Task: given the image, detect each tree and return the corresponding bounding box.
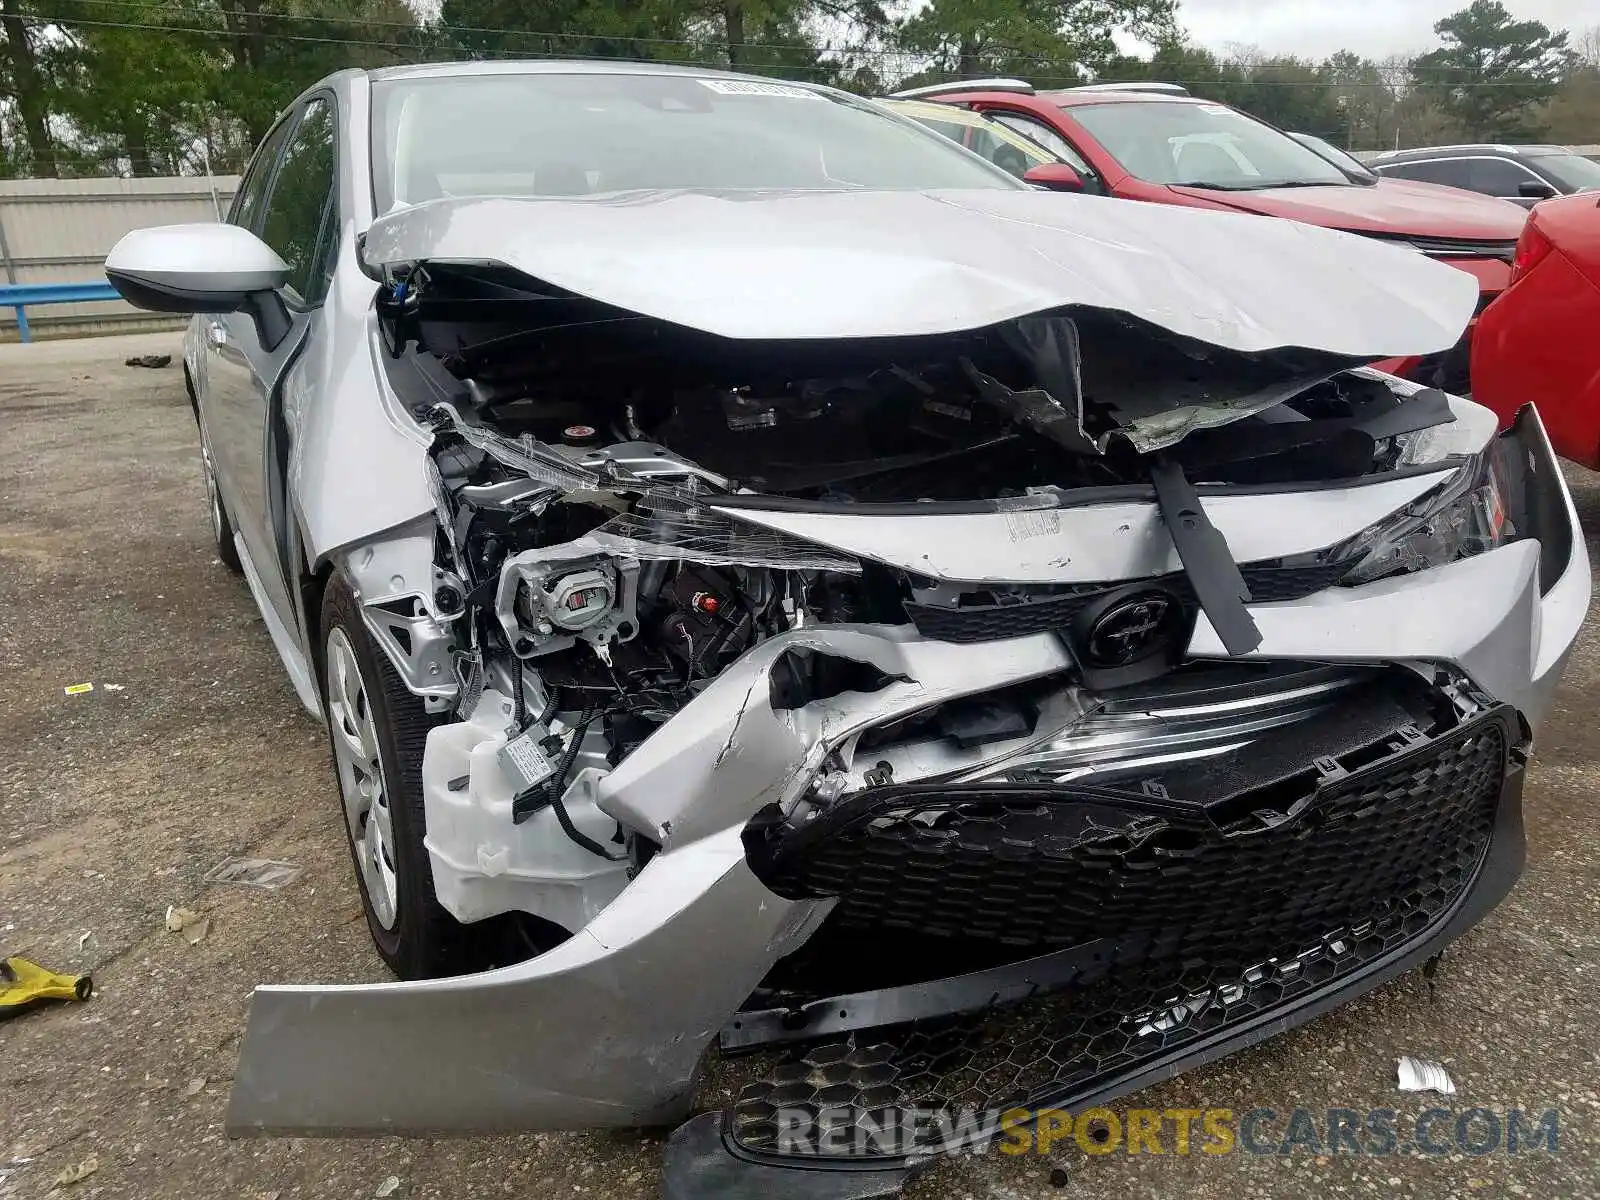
[1229,54,1346,138]
[1410,0,1572,141]
[1099,41,1347,138]
[1318,50,1394,150]
[1099,38,1238,92]
[897,0,1178,85]
[1541,62,1600,144]
[440,0,681,62]
[0,0,60,176]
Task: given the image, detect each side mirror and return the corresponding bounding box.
[1022,162,1087,193]
[106,224,293,349]
[1517,179,1558,200]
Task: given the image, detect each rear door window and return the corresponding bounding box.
[1377,159,1475,189]
[1465,157,1543,196]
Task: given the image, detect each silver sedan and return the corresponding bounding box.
[106,59,1587,1199]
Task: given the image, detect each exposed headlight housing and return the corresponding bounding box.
[1340,452,1516,586]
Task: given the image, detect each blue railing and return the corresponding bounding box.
[0,280,121,343]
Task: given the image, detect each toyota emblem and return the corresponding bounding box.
[1084,592,1181,668]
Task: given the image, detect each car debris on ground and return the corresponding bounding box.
[164,906,210,945]
[1397,1055,1458,1095]
[203,857,303,890]
[52,1156,99,1187]
[0,956,93,1019]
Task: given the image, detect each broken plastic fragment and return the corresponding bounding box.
[375,1175,402,1197]
[63,683,93,696]
[962,359,1095,456]
[1396,1055,1456,1095]
[203,856,303,890]
[165,905,210,943]
[0,1159,32,1188]
[53,1157,99,1187]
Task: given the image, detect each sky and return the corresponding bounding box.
[1177,0,1597,60]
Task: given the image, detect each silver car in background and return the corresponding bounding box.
[106,60,1587,1200]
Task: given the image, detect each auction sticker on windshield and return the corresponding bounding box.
[698,79,821,99]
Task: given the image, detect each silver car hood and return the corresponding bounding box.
[361,188,1479,354]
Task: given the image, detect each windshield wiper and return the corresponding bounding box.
[1177,179,1347,192]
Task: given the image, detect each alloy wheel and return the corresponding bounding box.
[325,627,399,929]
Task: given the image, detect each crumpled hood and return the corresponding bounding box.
[362,188,1479,356]
[1168,179,1528,241]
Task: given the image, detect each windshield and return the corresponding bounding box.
[1527,151,1600,192]
[1068,101,1351,190]
[1292,132,1377,181]
[371,72,1019,210]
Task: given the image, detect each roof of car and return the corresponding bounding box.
[365,59,828,87]
[1043,89,1207,107]
[1368,144,1570,164]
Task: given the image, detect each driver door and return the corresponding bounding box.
[202,96,339,639]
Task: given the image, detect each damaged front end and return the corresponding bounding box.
[228,208,1586,1199]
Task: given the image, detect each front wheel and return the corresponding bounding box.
[320,572,472,978]
[197,410,242,574]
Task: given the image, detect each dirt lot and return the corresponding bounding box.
[2,332,1598,1200]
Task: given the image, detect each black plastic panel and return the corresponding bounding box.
[904,558,1353,645]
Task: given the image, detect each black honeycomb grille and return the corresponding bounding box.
[759,717,1505,953]
[905,559,1353,644]
[731,717,1508,1160]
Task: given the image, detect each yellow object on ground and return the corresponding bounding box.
[0,956,93,1019]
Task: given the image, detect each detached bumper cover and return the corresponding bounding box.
[674,754,1528,1194]
[225,407,1586,1173]
[728,702,1520,1160]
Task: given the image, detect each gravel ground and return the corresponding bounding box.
[2,332,1597,1200]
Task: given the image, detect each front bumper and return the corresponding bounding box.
[225,409,1588,1186]
[665,741,1530,1198]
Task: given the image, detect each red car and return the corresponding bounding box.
[900,80,1528,391]
[1472,193,1600,466]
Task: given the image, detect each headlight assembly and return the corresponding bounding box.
[1340,453,1516,586]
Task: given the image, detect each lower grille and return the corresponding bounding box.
[732,710,1511,1159]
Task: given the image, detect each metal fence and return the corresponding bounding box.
[0,175,240,341]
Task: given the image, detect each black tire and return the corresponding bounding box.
[319,571,475,979]
[191,374,243,575]
[207,472,244,575]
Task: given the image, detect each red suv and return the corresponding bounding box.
[900,81,1528,391]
